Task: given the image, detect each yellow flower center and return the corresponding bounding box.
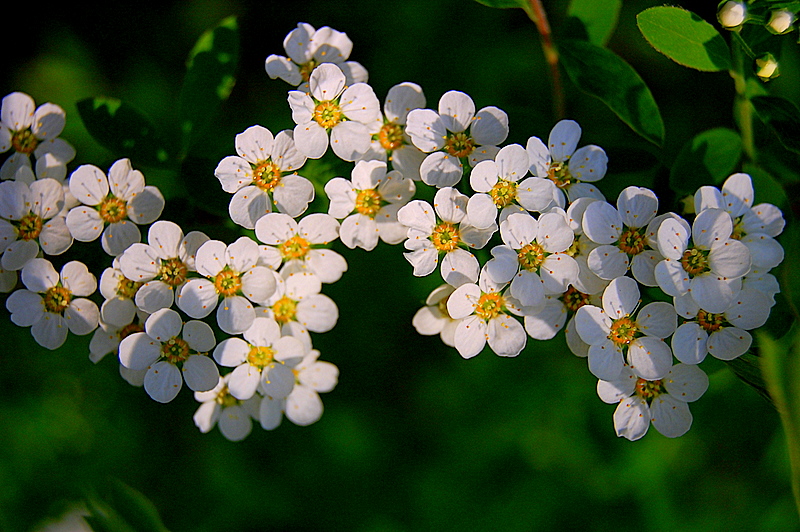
[17,213,43,241]
[517,242,546,271]
[355,188,384,218]
[731,217,745,240]
[490,179,517,208]
[379,122,405,151]
[697,310,726,332]
[561,286,590,313]
[11,129,38,154]
[247,345,276,369]
[216,384,240,407]
[547,161,572,189]
[158,258,189,287]
[272,296,298,324]
[213,267,242,297]
[680,248,710,277]
[314,100,343,129]
[430,222,461,252]
[116,276,142,299]
[635,378,666,402]
[252,160,282,192]
[474,292,505,321]
[609,316,638,346]
[444,132,475,158]
[43,285,72,314]
[161,337,191,364]
[618,227,647,256]
[279,235,311,260]
[299,60,318,83]
[98,196,128,224]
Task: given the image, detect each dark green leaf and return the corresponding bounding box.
[178,16,240,154]
[670,127,742,195]
[567,0,622,46]
[724,353,775,407]
[751,95,800,154]
[84,478,170,532]
[637,6,732,72]
[473,0,529,9]
[558,39,665,146]
[76,97,171,166]
[742,163,790,209]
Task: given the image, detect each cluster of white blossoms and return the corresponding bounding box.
[0,21,786,442]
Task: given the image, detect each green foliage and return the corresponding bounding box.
[637,6,732,72]
[567,0,622,46]
[472,0,529,9]
[751,95,800,154]
[558,39,665,146]
[84,478,170,532]
[669,128,742,196]
[76,97,171,167]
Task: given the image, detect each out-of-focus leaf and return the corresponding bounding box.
[76,97,171,167]
[178,16,239,154]
[742,163,790,209]
[473,0,529,9]
[724,353,774,407]
[670,127,742,195]
[751,95,800,155]
[84,478,170,532]
[567,0,622,46]
[637,6,732,72]
[559,39,664,146]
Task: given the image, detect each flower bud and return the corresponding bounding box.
[767,10,796,35]
[755,54,780,81]
[718,1,747,29]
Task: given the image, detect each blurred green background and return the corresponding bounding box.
[2,0,799,530]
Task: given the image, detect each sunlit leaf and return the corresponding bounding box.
[670,127,742,195]
[559,39,664,146]
[637,6,731,72]
[76,97,171,167]
[751,95,800,155]
[567,0,622,46]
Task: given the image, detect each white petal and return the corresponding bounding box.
[454,315,487,359]
[613,396,650,441]
[627,336,673,380]
[650,395,692,438]
[144,361,183,403]
[285,385,323,426]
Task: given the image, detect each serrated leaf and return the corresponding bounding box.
[178,16,240,154]
[751,95,800,154]
[670,127,742,195]
[637,6,731,72]
[567,0,622,46]
[558,39,664,146]
[76,97,171,167]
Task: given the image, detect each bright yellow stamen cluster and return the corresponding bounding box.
[314,100,343,129]
[680,248,710,277]
[635,378,666,402]
[379,122,405,151]
[490,179,517,208]
[354,189,383,218]
[547,161,572,189]
[216,384,239,407]
[609,316,638,346]
[272,296,298,324]
[11,129,38,154]
[161,337,190,364]
[430,222,461,252]
[562,286,590,313]
[158,258,189,287]
[98,196,128,224]
[17,213,43,241]
[444,132,475,158]
[252,160,282,192]
[279,235,311,260]
[247,345,276,369]
[474,292,505,321]
[213,267,242,297]
[117,277,142,299]
[517,242,546,272]
[43,285,72,314]
[697,310,725,332]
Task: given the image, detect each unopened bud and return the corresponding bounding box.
[755,54,780,81]
[718,1,747,29]
[767,10,796,35]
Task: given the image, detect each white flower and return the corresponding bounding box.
[412,284,461,347]
[262,271,339,338]
[194,374,261,441]
[283,349,339,427]
[89,313,149,386]
[655,208,751,313]
[255,212,347,283]
[177,237,277,334]
[324,159,416,250]
[118,307,219,403]
[0,92,76,181]
[397,187,495,287]
[6,258,99,349]
[405,90,508,187]
[447,267,527,358]
[213,316,305,400]
[65,159,165,256]
[525,119,607,206]
[265,23,368,91]
[718,1,747,29]
[523,286,598,346]
[98,258,143,328]
[0,178,71,270]
[485,211,578,308]
[288,63,381,161]
[575,276,676,381]
[671,288,771,364]
[598,363,708,441]
[583,186,661,285]
[767,9,795,34]
[214,126,313,229]
[118,220,209,314]
[357,82,427,181]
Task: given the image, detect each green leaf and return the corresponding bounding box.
[84,478,170,532]
[558,39,665,146]
[751,95,800,155]
[473,0,528,9]
[670,127,742,195]
[742,163,790,209]
[76,97,171,166]
[724,353,774,407]
[567,0,622,46]
[637,6,732,72]
[178,16,240,154]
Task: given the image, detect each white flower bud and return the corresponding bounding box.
[755,54,780,81]
[767,10,795,35]
[718,1,747,29]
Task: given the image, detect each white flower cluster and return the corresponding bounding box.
[0,21,786,443]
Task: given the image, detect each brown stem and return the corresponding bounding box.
[528,0,565,120]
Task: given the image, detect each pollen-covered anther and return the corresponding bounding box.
[98,196,128,224]
[161,337,191,364]
[355,188,384,218]
[17,213,43,241]
[158,258,189,287]
[430,222,461,252]
[490,179,517,208]
[609,316,638,345]
[517,242,546,271]
[547,161,572,188]
[635,378,666,402]
[43,285,72,314]
[697,309,726,332]
[213,267,242,297]
[253,160,282,192]
[117,276,142,298]
[561,285,591,312]
[314,100,343,129]
[474,292,505,321]
[279,235,311,260]
[379,122,405,151]
[11,128,38,154]
[272,296,298,324]
[444,132,475,158]
[618,227,647,255]
[680,247,710,276]
[247,345,276,369]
